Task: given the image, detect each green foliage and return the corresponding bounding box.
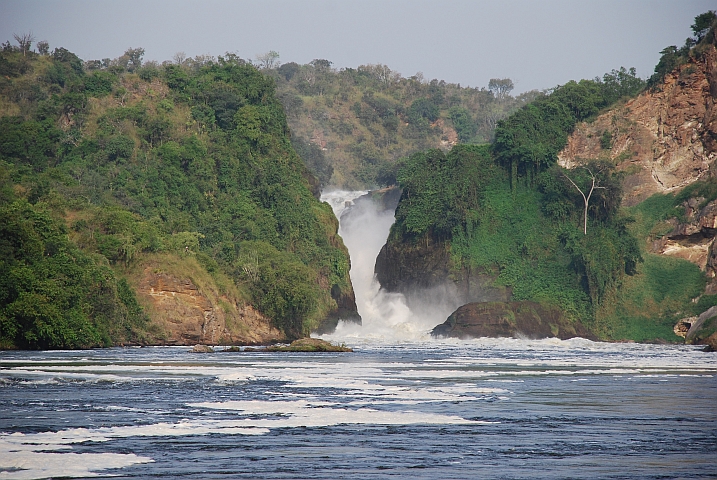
[394,145,497,240]
[448,107,477,143]
[240,241,323,338]
[0,46,355,345]
[692,11,717,40]
[494,73,645,187]
[598,254,705,342]
[0,117,62,170]
[84,71,117,97]
[267,61,533,188]
[649,11,716,87]
[600,67,645,104]
[0,199,147,349]
[391,143,647,336]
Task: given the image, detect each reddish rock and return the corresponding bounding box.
[558,45,717,206]
[135,264,287,346]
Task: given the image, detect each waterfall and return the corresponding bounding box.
[320,190,445,342]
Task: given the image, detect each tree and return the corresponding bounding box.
[173,51,187,65]
[600,67,645,104]
[278,62,299,81]
[362,64,400,88]
[310,59,332,71]
[124,47,144,72]
[13,32,35,57]
[563,167,606,235]
[692,11,716,40]
[488,78,514,102]
[256,50,280,69]
[36,40,49,55]
[448,106,476,143]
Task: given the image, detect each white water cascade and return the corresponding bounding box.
[320,190,452,342]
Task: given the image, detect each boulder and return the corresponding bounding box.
[432,301,594,340]
[685,306,717,351]
[191,344,214,353]
[267,338,352,352]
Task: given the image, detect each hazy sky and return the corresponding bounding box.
[1,0,713,92]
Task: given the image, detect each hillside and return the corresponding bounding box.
[378,12,717,346]
[261,60,537,188]
[0,45,358,349]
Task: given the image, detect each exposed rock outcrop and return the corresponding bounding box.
[432,301,595,340]
[682,306,717,351]
[341,186,402,222]
[266,338,352,352]
[375,236,510,309]
[558,45,717,206]
[192,344,215,353]
[649,198,717,292]
[133,259,286,346]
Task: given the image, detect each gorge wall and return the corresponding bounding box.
[558,45,717,206]
[374,40,717,343]
[559,43,717,294]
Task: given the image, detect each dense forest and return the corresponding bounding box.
[0,40,356,348]
[381,12,717,342]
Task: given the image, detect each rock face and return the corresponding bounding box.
[375,236,510,308]
[135,263,286,346]
[648,198,717,292]
[683,306,717,351]
[432,301,595,340]
[558,45,717,206]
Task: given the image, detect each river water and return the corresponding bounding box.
[1,192,716,479]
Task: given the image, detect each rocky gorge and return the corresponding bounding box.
[373,34,717,349]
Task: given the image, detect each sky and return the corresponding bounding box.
[1,0,713,93]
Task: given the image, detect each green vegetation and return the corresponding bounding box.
[391,146,638,332]
[0,190,149,349]
[493,68,645,188]
[386,12,717,342]
[261,59,538,188]
[0,41,354,348]
[391,142,708,341]
[265,338,352,352]
[648,10,716,87]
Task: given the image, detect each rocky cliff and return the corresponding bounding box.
[128,255,286,345]
[558,45,717,206]
[559,43,717,299]
[375,38,717,343]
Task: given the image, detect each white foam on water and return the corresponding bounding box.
[0,450,153,480]
[189,399,492,427]
[2,341,714,479]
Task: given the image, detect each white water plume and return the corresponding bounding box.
[320,190,456,342]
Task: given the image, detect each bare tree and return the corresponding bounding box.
[563,167,606,235]
[13,32,35,56]
[255,50,280,69]
[173,51,187,65]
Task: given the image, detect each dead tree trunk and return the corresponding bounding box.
[563,168,605,235]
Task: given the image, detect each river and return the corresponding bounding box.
[0,191,715,479]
